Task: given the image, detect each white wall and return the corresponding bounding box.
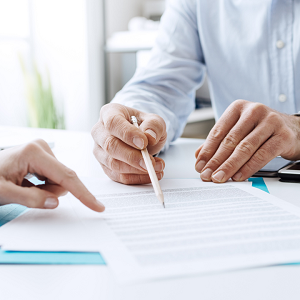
[0,0,30,127]
[32,0,105,131]
[0,0,105,131]
[106,0,144,37]
[105,0,145,101]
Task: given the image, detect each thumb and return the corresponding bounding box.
[0,180,59,209]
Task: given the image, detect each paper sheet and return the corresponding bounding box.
[3,178,300,283]
[0,179,250,251]
[71,179,300,283]
[0,195,100,252]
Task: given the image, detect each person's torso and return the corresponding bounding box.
[195,0,300,119]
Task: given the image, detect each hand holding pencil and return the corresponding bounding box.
[92,103,167,185]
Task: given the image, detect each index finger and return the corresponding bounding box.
[196,101,243,171]
[99,104,149,150]
[29,152,105,212]
[139,113,167,155]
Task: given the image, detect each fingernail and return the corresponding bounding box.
[233,172,242,181]
[133,137,144,149]
[155,162,163,172]
[196,160,206,172]
[139,159,147,171]
[44,198,58,209]
[145,129,156,140]
[201,168,213,181]
[212,171,226,183]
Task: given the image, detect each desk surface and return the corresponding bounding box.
[1,126,300,300]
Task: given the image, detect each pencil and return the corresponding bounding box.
[131,116,165,208]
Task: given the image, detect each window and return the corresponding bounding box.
[0,0,32,126]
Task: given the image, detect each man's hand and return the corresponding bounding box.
[91,103,167,185]
[195,100,300,183]
[0,139,105,211]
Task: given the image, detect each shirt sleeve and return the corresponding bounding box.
[111,0,206,151]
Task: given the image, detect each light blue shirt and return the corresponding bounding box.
[112,0,300,150]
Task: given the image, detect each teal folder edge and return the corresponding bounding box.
[0,250,105,265]
[248,177,270,194]
[0,204,105,265]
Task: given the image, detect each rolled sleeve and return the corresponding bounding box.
[112,0,206,151]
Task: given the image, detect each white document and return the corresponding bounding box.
[2,178,300,284]
[71,178,300,283]
[0,178,249,252]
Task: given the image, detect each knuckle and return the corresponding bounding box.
[253,148,269,164]
[232,99,247,109]
[125,150,139,165]
[120,126,134,143]
[21,142,40,157]
[100,103,110,117]
[64,168,78,180]
[237,140,254,156]
[33,139,48,148]
[223,159,236,171]
[119,174,145,185]
[108,157,121,172]
[148,114,166,131]
[103,136,119,154]
[104,114,119,132]
[266,112,281,125]
[222,134,239,149]
[209,127,224,141]
[119,174,132,185]
[198,148,214,161]
[248,102,267,117]
[208,156,223,167]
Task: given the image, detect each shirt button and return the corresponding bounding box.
[279,94,287,102]
[276,40,285,49]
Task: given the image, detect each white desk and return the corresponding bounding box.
[1,126,300,300]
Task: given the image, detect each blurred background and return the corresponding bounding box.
[0,0,214,138]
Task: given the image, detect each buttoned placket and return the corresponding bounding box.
[269,0,295,114]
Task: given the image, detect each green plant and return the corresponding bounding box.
[19,57,65,129]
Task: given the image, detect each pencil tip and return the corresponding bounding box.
[158,193,165,208]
